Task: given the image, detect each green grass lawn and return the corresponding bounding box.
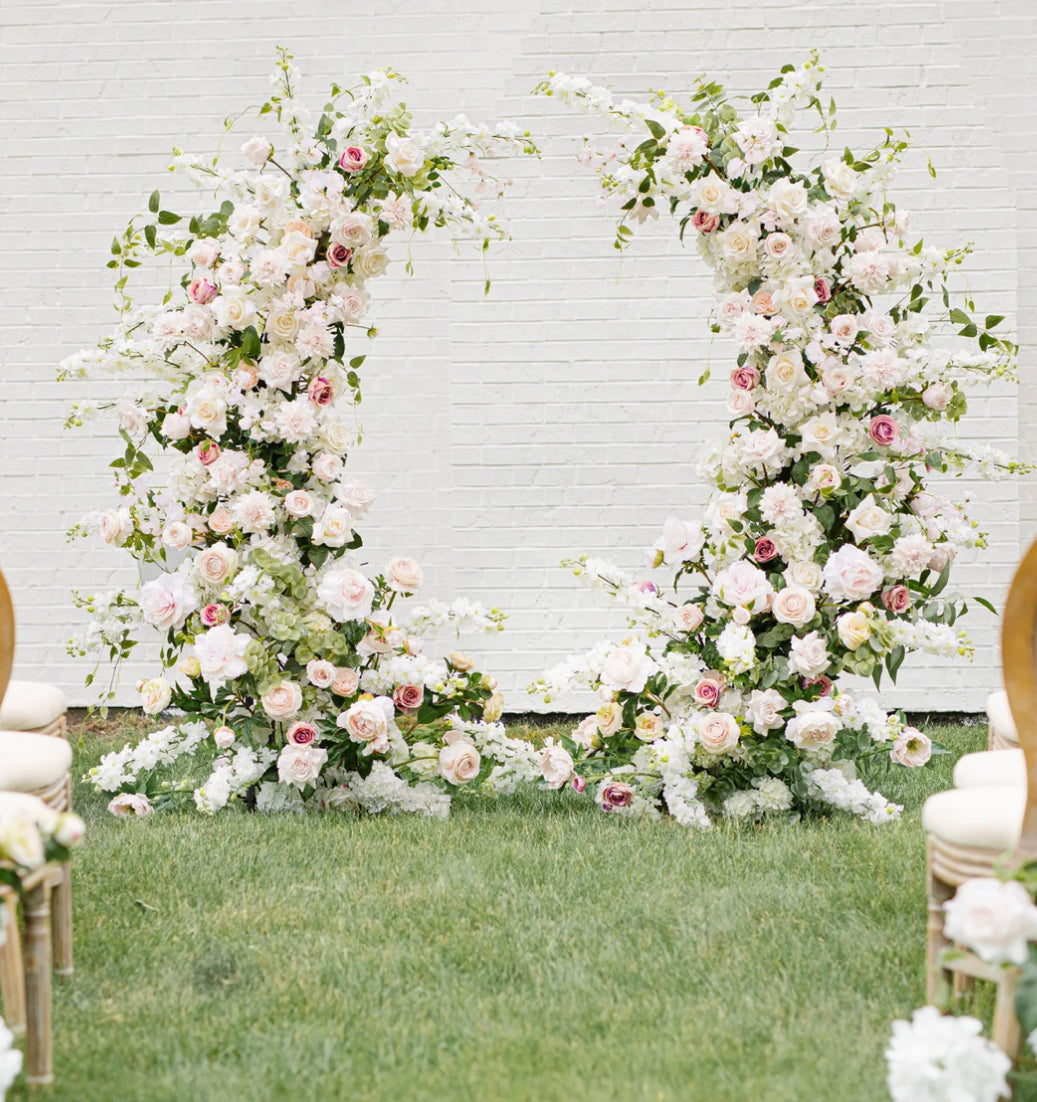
[11,718,990,1102]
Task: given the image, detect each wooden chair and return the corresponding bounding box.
[922,536,1037,1059]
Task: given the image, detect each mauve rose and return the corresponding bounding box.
[326,243,353,269]
[869,415,900,447]
[286,721,318,747]
[692,678,723,708]
[308,377,334,406]
[572,775,587,794]
[188,277,217,304]
[692,209,720,233]
[201,603,230,627]
[754,537,778,563]
[600,782,635,810]
[393,684,424,711]
[802,675,834,697]
[331,668,360,696]
[197,441,220,466]
[731,366,760,392]
[814,277,831,304]
[882,585,911,613]
[338,146,368,172]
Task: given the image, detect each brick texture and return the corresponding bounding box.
[0,0,1032,712]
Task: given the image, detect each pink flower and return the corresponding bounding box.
[600,782,635,810]
[754,537,778,564]
[200,603,230,627]
[697,712,741,753]
[891,727,932,767]
[692,209,720,233]
[188,277,217,304]
[108,793,154,819]
[286,721,318,747]
[277,743,328,787]
[673,604,704,633]
[730,366,760,392]
[197,441,220,466]
[261,681,303,720]
[539,745,575,789]
[331,668,360,696]
[869,415,900,447]
[393,684,424,711]
[692,677,724,709]
[801,675,833,697]
[813,277,831,304]
[572,775,587,794]
[338,146,368,173]
[882,585,911,614]
[326,243,353,269]
[307,377,334,406]
[635,580,658,595]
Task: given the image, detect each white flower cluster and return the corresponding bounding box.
[806,768,902,824]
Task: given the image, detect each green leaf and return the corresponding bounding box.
[929,557,952,598]
[645,119,667,141]
[974,596,998,615]
[985,315,1005,330]
[111,237,122,256]
[148,190,160,214]
[1017,950,1037,1034]
[144,224,157,249]
[157,210,181,225]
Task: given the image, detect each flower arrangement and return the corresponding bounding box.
[885,863,1037,1101]
[65,50,542,817]
[531,54,1023,824]
[0,794,84,897]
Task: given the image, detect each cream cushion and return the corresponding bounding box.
[954,748,1026,788]
[0,682,65,733]
[0,732,72,792]
[988,689,1018,745]
[923,785,1027,851]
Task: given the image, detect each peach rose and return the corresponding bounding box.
[195,543,238,587]
[696,712,741,753]
[540,745,575,789]
[439,740,481,785]
[331,668,360,696]
[771,586,816,627]
[208,508,234,535]
[387,556,423,593]
[261,681,303,720]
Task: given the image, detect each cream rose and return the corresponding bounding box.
[634,713,664,741]
[384,133,425,177]
[387,556,423,593]
[283,490,314,518]
[765,350,807,392]
[696,712,741,754]
[137,676,172,716]
[836,611,872,651]
[771,586,816,627]
[439,739,481,785]
[261,681,303,720]
[539,745,575,789]
[195,542,238,587]
[312,503,353,548]
[277,744,328,788]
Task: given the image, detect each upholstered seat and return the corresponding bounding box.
[988,688,1018,749]
[953,747,1025,788]
[923,785,1026,851]
[0,681,66,737]
[0,732,72,795]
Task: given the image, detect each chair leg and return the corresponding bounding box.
[22,883,52,1086]
[993,968,1023,1062]
[0,901,25,1035]
[927,849,954,1003]
[51,864,72,976]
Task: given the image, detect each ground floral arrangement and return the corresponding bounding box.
[886,865,1037,1102]
[530,54,1023,826]
[64,51,545,818]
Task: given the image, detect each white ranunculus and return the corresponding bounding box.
[944,878,1037,966]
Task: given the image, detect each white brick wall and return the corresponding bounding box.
[0,0,1032,712]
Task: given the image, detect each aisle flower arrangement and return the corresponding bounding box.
[531,54,1023,824]
[64,51,542,817]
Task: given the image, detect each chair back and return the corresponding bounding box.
[0,568,12,710]
[1003,536,1037,855]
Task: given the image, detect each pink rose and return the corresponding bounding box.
[326,243,353,269]
[754,537,778,564]
[393,684,424,711]
[891,727,932,767]
[312,453,344,483]
[283,490,314,518]
[108,793,154,818]
[286,721,318,747]
[692,677,723,709]
[187,277,217,305]
[338,146,368,173]
[277,743,328,787]
[771,585,816,627]
[868,415,900,447]
[814,277,831,304]
[572,775,587,794]
[439,740,481,785]
[600,782,635,811]
[213,725,236,749]
[197,441,220,467]
[923,383,953,411]
[338,698,391,746]
[882,585,911,614]
[188,238,220,268]
[331,668,360,696]
[692,209,720,233]
[731,366,760,392]
[307,377,334,406]
[697,712,741,753]
[752,290,776,316]
[201,603,230,628]
[539,745,575,789]
[673,604,704,633]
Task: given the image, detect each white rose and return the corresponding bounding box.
[829,314,859,346]
[283,490,315,518]
[387,556,423,593]
[785,706,840,749]
[712,560,773,612]
[599,644,655,694]
[212,286,257,331]
[788,631,830,677]
[241,135,272,165]
[277,744,328,788]
[99,508,133,546]
[184,387,228,437]
[822,157,857,200]
[330,213,374,248]
[768,178,809,222]
[312,503,353,548]
[312,453,344,482]
[336,482,376,517]
[188,238,220,268]
[281,231,317,268]
[161,412,192,440]
[787,560,823,593]
[836,611,872,651]
[439,740,481,785]
[140,573,199,631]
[747,689,786,734]
[718,221,758,266]
[195,543,238,587]
[539,745,575,789]
[845,496,892,544]
[265,308,300,343]
[319,420,352,455]
[137,676,172,715]
[194,624,251,688]
[765,350,807,393]
[823,545,884,602]
[317,567,374,622]
[944,879,1037,966]
[228,205,262,240]
[651,516,704,566]
[213,725,236,750]
[162,521,193,550]
[696,712,741,754]
[384,133,425,177]
[353,248,389,279]
[306,659,337,689]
